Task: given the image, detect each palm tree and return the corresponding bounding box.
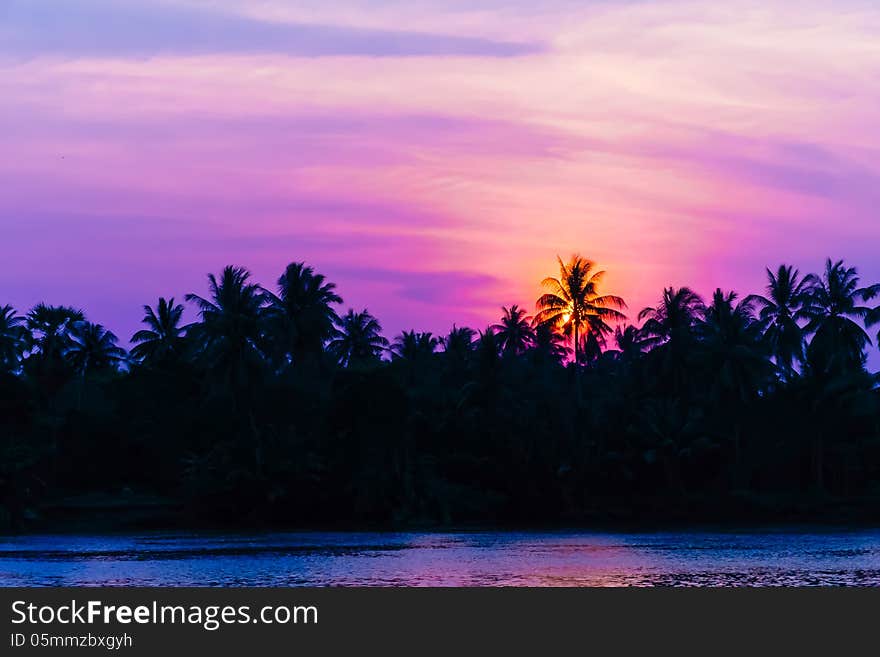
[859,281,880,349]
[390,330,438,361]
[475,326,501,378]
[795,260,877,490]
[607,324,649,364]
[185,266,268,390]
[801,259,875,375]
[441,325,476,360]
[746,265,813,379]
[26,303,85,366]
[65,320,126,409]
[638,287,705,391]
[638,287,705,349]
[535,255,627,364]
[530,323,570,365]
[493,305,534,357]
[699,289,770,400]
[868,306,880,347]
[66,321,126,376]
[327,309,388,368]
[0,305,28,372]
[578,330,605,366]
[130,297,188,365]
[265,262,342,368]
[698,289,773,488]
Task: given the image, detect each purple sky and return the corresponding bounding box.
[2,0,880,358]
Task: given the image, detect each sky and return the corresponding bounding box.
[2,0,880,350]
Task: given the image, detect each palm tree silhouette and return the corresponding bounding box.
[699,289,769,400]
[328,308,388,368]
[26,303,85,366]
[475,326,501,377]
[390,330,438,361]
[867,302,880,347]
[801,259,874,374]
[607,324,649,364]
[493,305,534,357]
[638,287,705,391]
[536,255,626,364]
[746,265,813,379]
[265,262,342,369]
[857,276,880,355]
[698,289,770,485]
[66,321,126,408]
[185,266,268,390]
[130,297,188,365]
[638,287,705,349]
[0,305,28,372]
[67,321,126,376]
[530,323,570,365]
[578,330,605,366]
[441,325,476,360]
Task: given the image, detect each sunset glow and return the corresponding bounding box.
[3,0,880,344]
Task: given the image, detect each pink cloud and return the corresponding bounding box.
[2,0,880,365]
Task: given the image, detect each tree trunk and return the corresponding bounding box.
[573,321,583,403]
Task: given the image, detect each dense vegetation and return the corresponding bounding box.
[2,255,880,531]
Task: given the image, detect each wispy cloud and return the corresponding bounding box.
[1,0,542,58]
[3,0,880,357]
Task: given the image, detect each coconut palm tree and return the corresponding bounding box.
[0,305,28,372]
[327,308,388,368]
[606,324,649,364]
[66,321,126,376]
[26,304,85,366]
[529,323,570,365]
[441,325,476,360]
[475,326,501,379]
[578,330,605,366]
[390,330,438,361]
[493,305,534,357]
[638,287,705,349]
[868,307,880,347]
[264,262,342,368]
[746,265,813,379]
[130,297,188,365]
[65,321,126,409]
[698,289,769,402]
[185,266,268,389]
[861,283,880,347]
[794,260,877,490]
[638,287,705,391]
[801,259,875,375]
[535,255,627,364]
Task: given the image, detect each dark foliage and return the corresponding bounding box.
[2,256,880,531]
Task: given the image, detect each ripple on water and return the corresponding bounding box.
[2,530,880,586]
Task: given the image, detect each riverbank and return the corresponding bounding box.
[4,488,880,535]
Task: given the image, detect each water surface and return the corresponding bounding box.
[2,529,879,586]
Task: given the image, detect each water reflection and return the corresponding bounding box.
[1,529,879,586]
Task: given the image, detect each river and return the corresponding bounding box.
[2,529,879,586]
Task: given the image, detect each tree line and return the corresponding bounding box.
[2,255,880,530]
